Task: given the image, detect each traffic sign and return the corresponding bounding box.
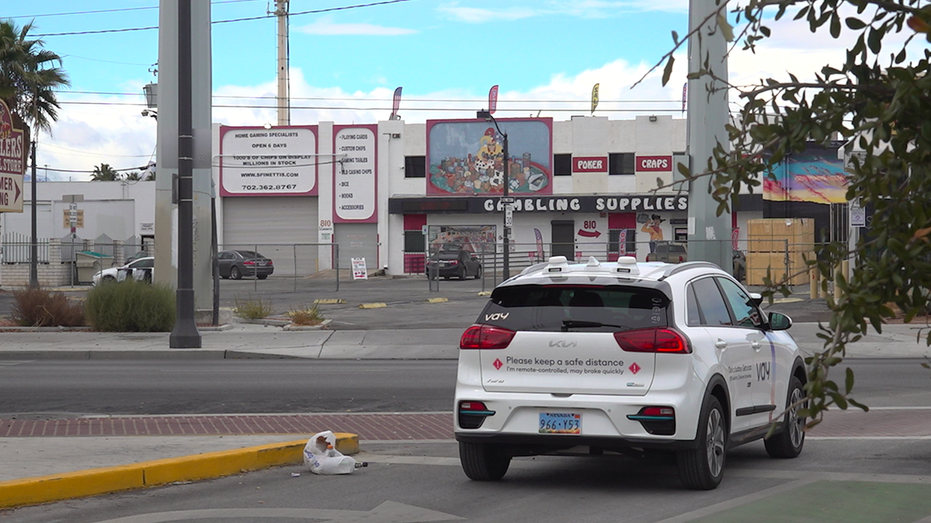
[0,173,23,213]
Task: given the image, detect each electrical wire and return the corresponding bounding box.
[33,0,417,37]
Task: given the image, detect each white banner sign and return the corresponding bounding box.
[219,126,317,196]
[334,126,376,222]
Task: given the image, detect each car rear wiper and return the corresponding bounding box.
[561,320,629,332]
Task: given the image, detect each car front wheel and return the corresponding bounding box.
[764,376,806,459]
[677,395,726,490]
[459,441,510,481]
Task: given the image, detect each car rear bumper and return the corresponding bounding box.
[454,431,699,452]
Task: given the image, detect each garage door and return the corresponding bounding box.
[221,196,319,276]
[334,223,378,273]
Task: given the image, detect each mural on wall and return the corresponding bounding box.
[763,145,848,204]
[426,118,553,196]
[427,225,497,254]
[638,213,665,252]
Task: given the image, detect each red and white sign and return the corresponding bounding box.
[219,125,318,197]
[0,99,24,213]
[333,125,377,223]
[636,155,672,172]
[572,156,607,173]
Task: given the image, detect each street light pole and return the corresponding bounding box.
[477,111,510,280]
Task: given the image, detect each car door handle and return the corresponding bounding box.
[715,339,727,349]
[750,340,762,350]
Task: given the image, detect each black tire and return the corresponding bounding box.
[677,395,726,490]
[102,275,116,284]
[459,441,510,481]
[230,266,241,280]
[257,274,268,280]
[458,267,467,280]
[474,266,482,280]
[764,376,806,459]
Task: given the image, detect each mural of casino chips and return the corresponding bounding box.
[426,118,553,196]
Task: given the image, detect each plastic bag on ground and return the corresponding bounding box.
[303,430,357,475]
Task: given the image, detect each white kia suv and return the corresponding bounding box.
[454,256,806,490]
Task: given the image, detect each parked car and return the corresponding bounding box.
[217,250,274,280]
[454,255,805,489]
[646,242,688,263]
[425,249,482,280]
[92,256,155,286]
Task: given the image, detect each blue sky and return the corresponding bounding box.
[5,0,860,180]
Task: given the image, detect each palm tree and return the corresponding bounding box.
[0,20,69,146]
[91,163,120,181]
[124,170,143,181]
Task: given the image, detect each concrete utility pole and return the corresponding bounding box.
[686,0,732,272]
[275,0,290,126]
[156,0,213,346]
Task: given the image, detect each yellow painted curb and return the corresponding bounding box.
[313,298,345,304]
[0,433,359,509]
[426,297,448,303]
[772,297,804,304]
[358,303,387,309]
[477,291,491,296]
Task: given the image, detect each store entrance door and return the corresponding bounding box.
[551,220,575,260]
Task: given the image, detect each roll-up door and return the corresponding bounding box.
[334,223,378,272]
[221,196,318,277]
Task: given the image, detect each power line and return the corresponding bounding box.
[10,1,261,20]
[34,0,416,37]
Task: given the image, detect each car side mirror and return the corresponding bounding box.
[768,311,792,331]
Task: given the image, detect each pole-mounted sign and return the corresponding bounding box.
[0,98,25,213]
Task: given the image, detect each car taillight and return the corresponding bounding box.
[460,324,515,350]
[458,401,495,429]
[244,260,256,266]
[678,256,684,262]
[449,260,458,265]
[614,328,690,353]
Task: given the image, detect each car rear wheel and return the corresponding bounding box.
[459,441,510,481]
[764,376,806,459]
[230,266,241,280]
[458,267,467,280]
[677,395,726,490]
[474,266,482,279]
[257,274,268,280]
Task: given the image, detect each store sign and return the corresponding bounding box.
[573,156,607,173]
[334,125,377,222]
[636,155,672,172]
[479,195,688,213]
[0,99,25,213]
[218,125,318,197]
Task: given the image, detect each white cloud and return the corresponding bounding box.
[437,4,539,23]
[294,16,416,36]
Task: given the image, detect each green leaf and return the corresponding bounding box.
[845,17,866,30]
[662,56,675,86]
[845,367,854,393]
[717,14,735,42]
[672,30,679,45]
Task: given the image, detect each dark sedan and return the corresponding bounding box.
[425,249,482,280]
[217,250,274,279]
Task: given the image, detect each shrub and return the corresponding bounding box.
[287,304,324,326]
[10,287,85,327]
[84,280,175,332]
[234,296,274,320]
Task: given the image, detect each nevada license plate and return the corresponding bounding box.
[539,412,581,434]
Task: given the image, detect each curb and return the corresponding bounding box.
[0,432,359,510]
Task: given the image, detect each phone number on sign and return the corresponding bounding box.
[240,184,298,191]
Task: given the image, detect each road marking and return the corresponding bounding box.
[358,303,386,309]
[426,297,448,303]
[91,501,464,523]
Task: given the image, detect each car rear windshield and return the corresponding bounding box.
[433,252,461,260]
[668,245,686,253]
[478,284,669,332]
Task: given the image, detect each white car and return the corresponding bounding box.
[92,256,155,286]
[454,256,805,490]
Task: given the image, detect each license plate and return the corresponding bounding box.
[539,412,581,435]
